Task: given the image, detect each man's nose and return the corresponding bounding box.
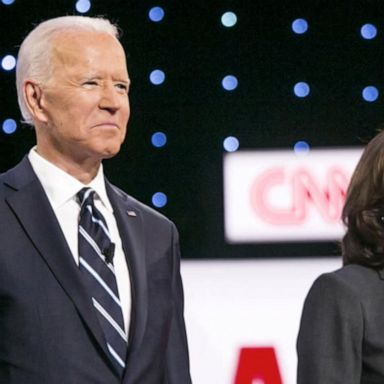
[99,84,121,112]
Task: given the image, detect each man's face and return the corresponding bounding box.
[35,31,130,164]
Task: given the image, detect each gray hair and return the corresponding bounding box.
[16,16,119,125]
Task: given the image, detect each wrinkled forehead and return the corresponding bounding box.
[49,30,127,71]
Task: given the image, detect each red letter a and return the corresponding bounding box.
[234,347,283,384]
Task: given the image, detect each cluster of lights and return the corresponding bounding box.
[220,11,238,93]
[0,4,382,207]
[1,0,21,136]
[148,7,167,208]
[220,11,240,153]
[291,18,379,39]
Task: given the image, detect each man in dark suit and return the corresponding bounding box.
[0,15,192,383]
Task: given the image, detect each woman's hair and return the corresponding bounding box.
[16,16,119,125]
[342,129,384,267]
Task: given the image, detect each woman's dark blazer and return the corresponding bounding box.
[297,263,384,384]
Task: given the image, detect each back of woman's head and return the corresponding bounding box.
[342,130,384,267]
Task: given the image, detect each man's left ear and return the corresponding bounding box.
[23,80,49,123]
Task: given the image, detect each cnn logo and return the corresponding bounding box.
[250,167,348,225]
[224,149,362,242]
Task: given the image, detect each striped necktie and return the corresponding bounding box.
[77,187,127,377]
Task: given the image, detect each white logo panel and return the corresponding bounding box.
[224,149,362,242]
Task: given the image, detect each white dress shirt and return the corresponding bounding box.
[28,147,131,335]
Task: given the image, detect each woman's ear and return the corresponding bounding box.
[23,80,49,123]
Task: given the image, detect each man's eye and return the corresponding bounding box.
[83,81,98,87]
[116,83,128,92]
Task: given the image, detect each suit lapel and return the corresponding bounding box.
[106,181,148,361]
[3,158,114,369]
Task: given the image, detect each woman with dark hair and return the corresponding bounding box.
[297,130,384,383]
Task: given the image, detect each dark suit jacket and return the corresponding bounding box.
[0,157,192,384]
[297,263,384,384]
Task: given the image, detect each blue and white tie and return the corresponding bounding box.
[77,187,127,377]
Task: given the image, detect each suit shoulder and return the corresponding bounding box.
[0,169,14,196]
[311,264,380,302]
[300,266,366,331]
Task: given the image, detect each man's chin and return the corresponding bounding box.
[99,146,122,160]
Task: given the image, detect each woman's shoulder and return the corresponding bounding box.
[322,263,379,282]
[313,264,383,299]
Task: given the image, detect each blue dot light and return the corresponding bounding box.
[149,6,165,22]
[152,192,167,208]
[294,82,310,98]
[75,0,91,13]
[223,136,240,152]
[1,0,16,4]
[2,119,17,134]
[151,132,167,148]
[149,69,165,85]
[361,24,377,40]
[362,86,379,102]
[292,18,308,34]
[1,55,16,71]
[221,12,237,27]
[294,141,310,155]
[222,75,238,91]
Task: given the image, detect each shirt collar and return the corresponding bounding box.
[28,147,113,212]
